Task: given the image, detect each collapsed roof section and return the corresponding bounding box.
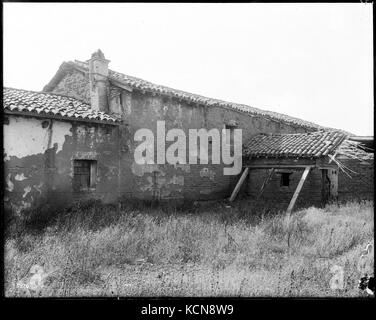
[335,139,374,161]
[243,130,373,178]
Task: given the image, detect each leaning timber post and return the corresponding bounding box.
[229,167,249,202]
[286,166,311,217]
[285,166,311,250]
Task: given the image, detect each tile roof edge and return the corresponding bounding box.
[248,130,349,138]
[4,86,91,106]
[243,131,349,156]
[4,109,120,125]
[3,87,121,124]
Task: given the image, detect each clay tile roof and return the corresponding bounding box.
[3,87,120,124]
[244,130,348,158]
[52,60,333,131]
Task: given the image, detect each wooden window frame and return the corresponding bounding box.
[73,159,97,192]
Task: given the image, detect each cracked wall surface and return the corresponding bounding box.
[4,114,121,215]
[120,89,310,201]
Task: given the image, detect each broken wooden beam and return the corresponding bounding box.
[286,166,311,216]
[229,167,249,202]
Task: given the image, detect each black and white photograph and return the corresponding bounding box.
[2,2,374,303]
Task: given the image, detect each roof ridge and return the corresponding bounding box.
[76,60,264,107]
[69,60,325,130]
[48,60,352,134]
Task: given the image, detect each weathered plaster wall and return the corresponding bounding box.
[50,69,314,201]
[121,90,311,201]
[4,116,71,160]
[4,115,120,215]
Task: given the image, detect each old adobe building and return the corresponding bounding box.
[3,50,373,215]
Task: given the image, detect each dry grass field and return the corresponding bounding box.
[4,199,374,297]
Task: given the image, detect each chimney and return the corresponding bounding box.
[88,49,110,112]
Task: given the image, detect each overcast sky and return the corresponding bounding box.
[3,3,373,135]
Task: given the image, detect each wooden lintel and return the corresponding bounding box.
[286,166,311,216]
[229,167,249,202]
[244,157,316,167]
[110,80,133,92]
[245,164,315,169]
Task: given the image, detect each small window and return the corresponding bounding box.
[73,160,97,191]
[280,173,290,187]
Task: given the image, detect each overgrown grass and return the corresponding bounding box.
[4,200,374,297]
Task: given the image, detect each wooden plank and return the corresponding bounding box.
[286,166,311,216]
[229,167,249,202]
[257,168,275,199]
[327,168,338,199]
